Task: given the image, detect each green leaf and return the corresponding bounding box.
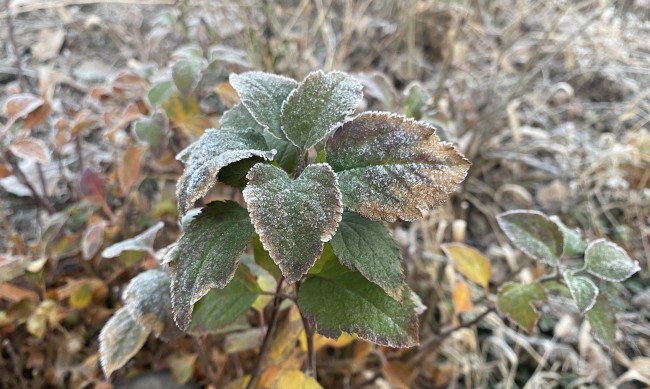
[496,282,547,333]
[172,60,202,95]
[586,295,616,346]
[563,271,598,313]
[217,157,265,188]
[134,113,168,157]
[496,210,563,265]
[148,81,174,106]
[122,269,173,337]
[99,307,150,377]
[101,222,164,259]
[219,102,265,133]
[175,129,275,216]
[263,131,300,174]
[403,81,430,120]
[584,239,640,282]
[549,216,587,257]
[281,70,363,150]
[297,265,419,348]
[188,267,260,335]
[243,163,342,283]
[326,112,470,222]
[441,243,491,288]
[253,235,282,280]
[229,72,298,138]
[330,211,404,298]
[168,201,255,331]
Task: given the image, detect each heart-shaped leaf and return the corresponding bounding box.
[188,267,260,335]
[442,243,491,289]
[326,112,470,221]
[167,201,255,331]
[172,59,202,95]
[330,211,404,298]
[584,239,640,282]
[122,269,173,337]
[243,163,343,283]
[229,72,298,138]
[175,129,275,216]
[496,282,547,333]
[563,271,598,313]
[297,262,419,348]
[585,295,616,346]
[99,307,150,377]
[496,210,563,265]
[281,70,363,151]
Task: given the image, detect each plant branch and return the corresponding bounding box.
[246,276,285,389]
[1,150,54,214]
[411,305,495,364]
[191,335,220,388]
[297,280,316,376]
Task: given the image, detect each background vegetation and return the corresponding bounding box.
[1,0,649,388]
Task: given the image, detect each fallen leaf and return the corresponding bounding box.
[9,137,51,164]
[118,145,147,193]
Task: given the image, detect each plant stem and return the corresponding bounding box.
[1,150,54,214]
[246,277,285,389]
[297,280,316,376]
[191,336,220,388]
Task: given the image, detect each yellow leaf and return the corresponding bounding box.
[69,282,93,309]
[299,332,355,352]
[452,280,474,314]
[442,243,491,288]
[272,369,323,389]
[118,145,147,193]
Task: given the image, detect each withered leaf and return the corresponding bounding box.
[175,129,275,216]
[326,112,470,221]
[99,307,150,377]
[242,163,343,283]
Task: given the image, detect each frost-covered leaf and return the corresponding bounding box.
[549,216,587,257]
[134,113,168,157]
[496,210,563,265]
[243,163,342,283]
[229,72,298,138]
[263,132,300,174]
[9,137,51,163]
[99,307,150,377]
[219,102,265,133]
[175,129,275,216]
[172,60,202,95]
[297,261,419,348]
[281,70,363,150]
[563,271,598,313]
[148,81,174,106]
[188,267,260,335]
[122,269,173,337]
[585,239,640,282]
[168,201,255,331]
[326,112,469,222]
[586,295,616,346]
[101,222,164,258]
[496,282,547,333]
[330,211,404,298]
[442,243,491,289]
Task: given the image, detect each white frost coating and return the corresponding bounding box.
[99,307,150,377]
[496,210,563,265]
[584,239,640,282]
[101,221,164,258]
[563,271,598,313]
[280,70,363,150]
[243,163,343,283]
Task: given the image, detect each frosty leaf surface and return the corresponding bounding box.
[563,271,598,313]
[101,221,164,258]
[330,211,404,298]
[99,307,150,377]
[175,129,275,216]
[326,112,470,221]
[549,216,587,257]
[168,201,255,331]
[242,163,342,283]
[188,267,260,335]
[172,59,202,95]
[122,269,173,337]
[297,263,419,348]
[496,210,563,265]
[584,239,640,282]
[281,70,363,150]
[229,72,298,138]
[219,102,265,133]
[585,295,616,346]
[263,131,300,174]
[496,282,547,333]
